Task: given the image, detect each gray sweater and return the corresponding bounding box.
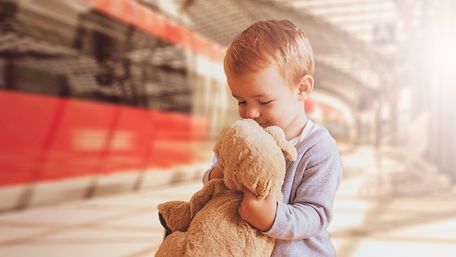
[203,127,342,257]
[264,127,342,257]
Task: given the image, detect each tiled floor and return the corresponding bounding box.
[0,182,200,257]
[1,147,455,257]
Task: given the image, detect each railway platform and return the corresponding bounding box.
[0,146,455,257]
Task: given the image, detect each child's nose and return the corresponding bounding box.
[244,106,260,119]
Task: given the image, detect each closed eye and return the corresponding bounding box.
[237,100,246,105]
[259,100,273,105]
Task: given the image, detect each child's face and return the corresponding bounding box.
[227,65,307,140]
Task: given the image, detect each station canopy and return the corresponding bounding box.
[146,0,422,111]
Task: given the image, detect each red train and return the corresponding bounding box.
[0,90,208,185]
[0,0,221,205]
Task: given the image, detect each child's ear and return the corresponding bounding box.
[297,75,314,100]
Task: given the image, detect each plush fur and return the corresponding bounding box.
[155,119,297,257]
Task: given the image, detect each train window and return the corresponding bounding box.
[4,62,70,97]
[0,4,192,113]
[0,59,5,89]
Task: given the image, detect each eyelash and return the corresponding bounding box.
[259,100,273,105]
[237,100,273,105]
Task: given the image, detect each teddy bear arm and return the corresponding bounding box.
[158,201,192,232]
[158,179,226,232]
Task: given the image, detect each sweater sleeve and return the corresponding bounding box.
[202,167,213,184]
[202,156,218,184]
[264,135,342,240]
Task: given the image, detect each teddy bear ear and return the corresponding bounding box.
[264,126,297,161]
[213,126,230,158]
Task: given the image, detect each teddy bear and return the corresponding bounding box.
[155,119,297,257]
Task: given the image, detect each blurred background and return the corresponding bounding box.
[0,0,455,256]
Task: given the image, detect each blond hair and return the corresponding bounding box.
[224,19,314,86]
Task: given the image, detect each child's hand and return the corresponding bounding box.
[238,191,277,231]
[209,165,224,180]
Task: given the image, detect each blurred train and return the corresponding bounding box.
[0,0,346,210]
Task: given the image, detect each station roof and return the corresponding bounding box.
[151,0,421,110]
